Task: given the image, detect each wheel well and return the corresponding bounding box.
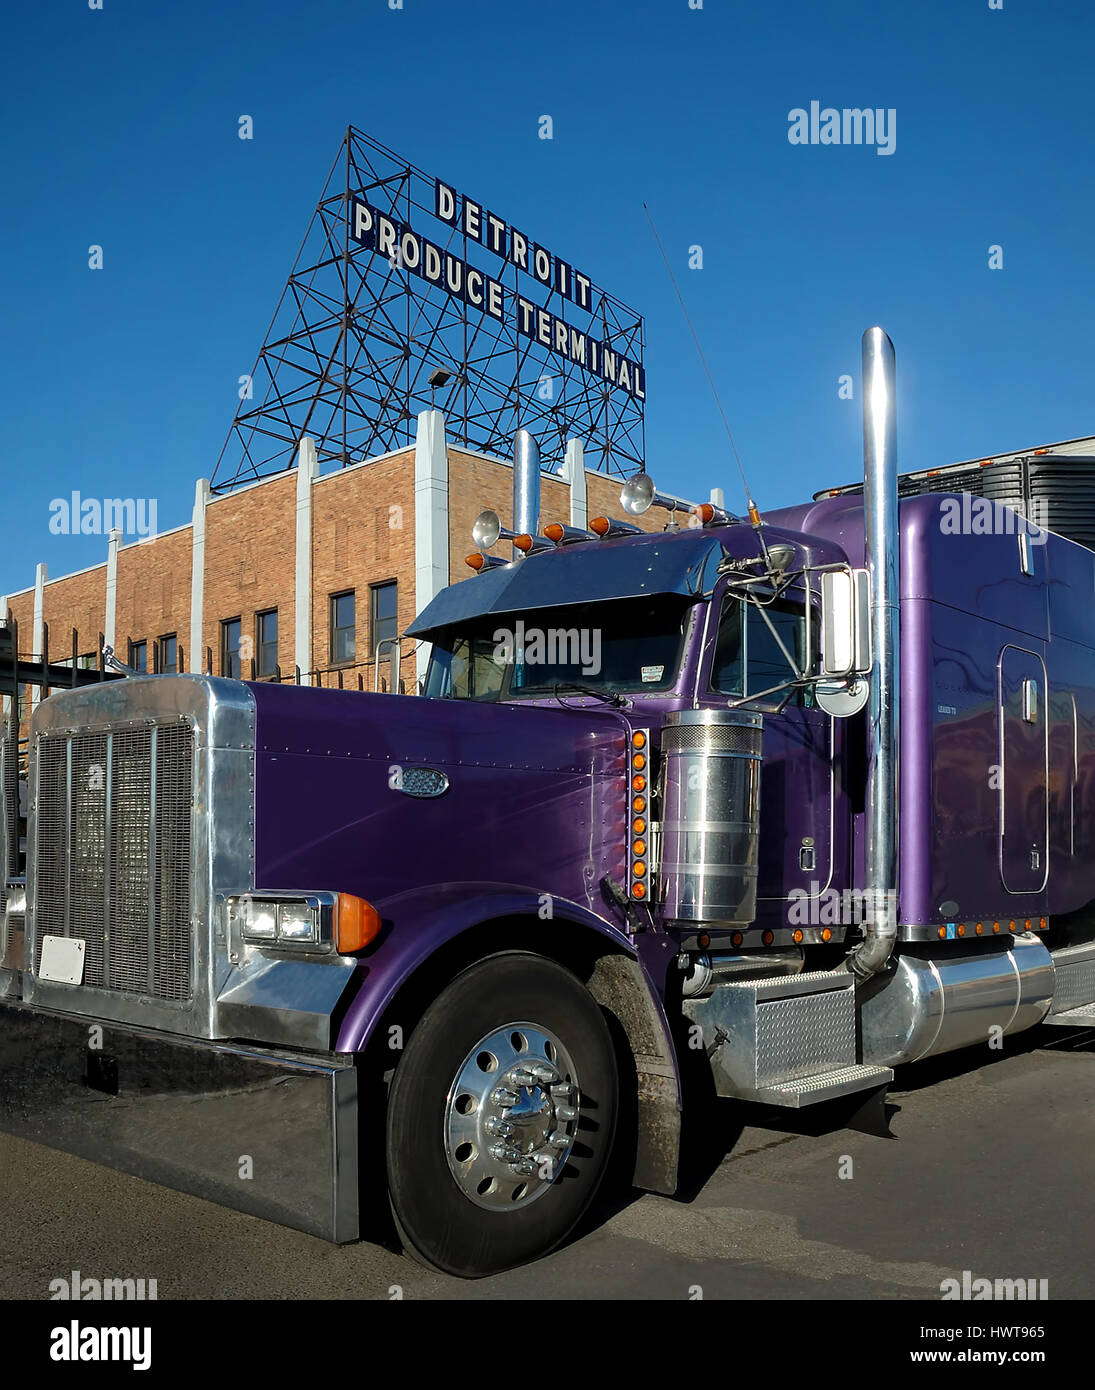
[357,915,680,1198]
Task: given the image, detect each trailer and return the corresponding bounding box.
[2,327,1094,1278]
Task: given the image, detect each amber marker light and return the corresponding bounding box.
[544,524,564,542]
[590,516,610,536]
[633,839,647,857]
[632,752,646,771]
[465,552,485,571]
[632,861,647,878]
[762,930,774,946]
[697,932,710,949]
[792,929,803,944]
[512,533,534,552]
[938,926,947,940]
[1039,917,1047,930]
[693,503,715,525]
[632,795,646,814]
[975,922,984,935]
[957,923,966,937]
[820,928,833,942]
[1009,919,1017,932]
[992,921,1001,933]
[731,932,743,947]
[632,731,647,749]
[334,893,382,953]
[633,817,647,835]
[632,774,646,792]
[631,882,646,899]
[1024,918,1032,932]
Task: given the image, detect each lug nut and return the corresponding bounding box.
[550,1082,572,1097]
[507,1067,537,1088]
[490,1087,519,1107]
[486,1117,515,1138]
[555,1105,577,1122]
[489,1142,521,1164]
[531,1064,557,1084]
[547,1131,570,1148]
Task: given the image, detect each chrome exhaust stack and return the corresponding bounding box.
[512,429,541,557]
[850,328,900,981]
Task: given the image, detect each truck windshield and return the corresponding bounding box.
[424,595,694,702]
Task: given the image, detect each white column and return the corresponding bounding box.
[710,486,726,509]
[104,528,121,652]
[30,563,47,714]
[295,437,319,684]
[413,409,449,685]
[0,594,9,723]
[189,480,210,674]
[563,437,587,528]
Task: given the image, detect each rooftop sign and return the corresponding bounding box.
[215,127,645,490]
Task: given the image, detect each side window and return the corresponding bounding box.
[710,595,816,706]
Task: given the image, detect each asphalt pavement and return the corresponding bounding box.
[2,1024,1092,1301]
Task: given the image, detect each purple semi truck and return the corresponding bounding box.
[2,327,1094,1277]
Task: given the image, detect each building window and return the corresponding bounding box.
[221,618,242,679]
[330,591,355,665]
[129,639,147,673]
[370,581,398,655]
[158,634,177,674]
[256,609,278,678]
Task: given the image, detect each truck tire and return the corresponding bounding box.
[386,951,619,1277]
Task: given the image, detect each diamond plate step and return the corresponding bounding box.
[749,1063,894,1108]
[1041,1002,1095,1027]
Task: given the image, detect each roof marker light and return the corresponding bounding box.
[590,515,643,538]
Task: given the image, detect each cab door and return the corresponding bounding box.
[697,581,836,912]
[998,645,1048,894]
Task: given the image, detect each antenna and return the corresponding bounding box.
[642,203,771,562]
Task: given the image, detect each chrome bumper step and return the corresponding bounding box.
[1041,1002,1095,1027]
[683,969,891,1106]
[749,1062,894,1108]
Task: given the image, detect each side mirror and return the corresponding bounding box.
[820,569,872,677]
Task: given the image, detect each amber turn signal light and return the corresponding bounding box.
[334,893,382,953]
[465,552,485,571]
[590,516,610,535]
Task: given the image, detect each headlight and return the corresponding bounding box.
[229,892,381,955]
[278,903,318,944]
[244,903,278,940]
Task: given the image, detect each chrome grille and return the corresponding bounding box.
[34,722,194,1001]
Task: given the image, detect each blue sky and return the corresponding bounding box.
[3,0,1093,593]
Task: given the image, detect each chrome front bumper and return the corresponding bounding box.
[0,998,359,1243]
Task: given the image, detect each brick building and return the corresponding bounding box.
[0,415,674,731]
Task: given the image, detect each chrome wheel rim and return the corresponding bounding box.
[444,1022,581,1211]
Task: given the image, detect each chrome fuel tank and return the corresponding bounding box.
[859,933,1054,1067]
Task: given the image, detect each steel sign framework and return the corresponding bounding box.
[211,126,646,492]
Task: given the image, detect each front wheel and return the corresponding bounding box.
[386,952,619,1277]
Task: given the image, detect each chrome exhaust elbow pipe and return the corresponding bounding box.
[851,327,900,981]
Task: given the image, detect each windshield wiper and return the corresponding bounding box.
[551,682,626,708]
